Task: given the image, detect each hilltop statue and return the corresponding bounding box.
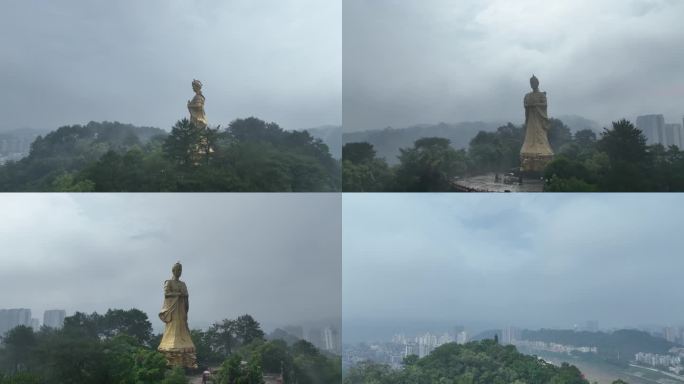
[158,262,198,368]
[188,79,208,129]
[520,75,554,173]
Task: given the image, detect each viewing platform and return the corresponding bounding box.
[452,173,544,192]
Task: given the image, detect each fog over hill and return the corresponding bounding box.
[342,115,599,164]
[304,125,342,159]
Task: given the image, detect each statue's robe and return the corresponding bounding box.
[188,93,208,129]
[158,279,196,354]
[521,90,553,157]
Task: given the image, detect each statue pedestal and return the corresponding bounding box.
[159,347,198,369]
[520,153,553,175]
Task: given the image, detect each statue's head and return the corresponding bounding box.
[530,75,540,91]
[172,262,183,279]
[192,79,203,93]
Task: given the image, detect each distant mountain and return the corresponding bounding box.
[0,121,166,190]
[304,125,341,159]
[342,121,504,164]
[472,329,502,341]
[0,118,340,192]
[556,115,602,133]
[0,127,53,161]
[522,328,678,363]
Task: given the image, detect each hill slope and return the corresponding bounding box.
[344,340,593,384]
[342,122,503,164]
[0,118,340,192]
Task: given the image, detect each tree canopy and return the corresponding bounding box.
[343,118,684,192]
[344,340,591,384]
[0,118,340,192]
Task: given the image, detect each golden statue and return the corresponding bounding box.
[520,75,554,173]
[188,79,208,129]
[158,262,198,368]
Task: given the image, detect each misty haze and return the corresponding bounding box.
[0,194,340,330]
[0,1,342,192]
[341,0,684,193]
[343,194,684,383]
[343,0,684,132]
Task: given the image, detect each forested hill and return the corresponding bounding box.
[0,118,340,192]
[305,125,341,159]
[523,329,678,363]
[343,122,502,164]
[344,340,596,384]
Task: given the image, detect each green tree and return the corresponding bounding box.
[100,308,153,345]
[395,137,467,191]
[163,119,217,167]
[574,129,597,149]
[548,118,573,152]
[342,142,392,191]
[243,353,265,384]
[233,315,265,346]
[1,326,37,374]
[162,366,188,384]
[597,119,649,191]
[209,319,238,357]
[217,354,243,384]
[342,142,377,164]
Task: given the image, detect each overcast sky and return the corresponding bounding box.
[0,194,340,332]
[344,194,684,341]
[0,0,340,132]
[343,0,684,132]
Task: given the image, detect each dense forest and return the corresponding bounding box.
[342,122,502,165]
[522,329,677,366]
[0,118,340,192]
[342,118,684,192]
[343,339,628,384]
[0,309,340,384]
[341,115,599,166]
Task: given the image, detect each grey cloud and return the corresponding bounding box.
[0,0,341,132]
[343,0,684,131]
[343,194,684,332]
[0,194,341,332]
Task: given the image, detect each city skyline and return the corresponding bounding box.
[343,0,684,131]
[0,194,341,332]
[0,0,341,132]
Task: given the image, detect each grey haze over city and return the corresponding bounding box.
[0,194,341,332]
[343,194,684,342]
[0,0,341,132]
[343,0,684,132]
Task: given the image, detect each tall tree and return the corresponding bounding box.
[395,137,466,191]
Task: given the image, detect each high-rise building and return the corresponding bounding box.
[664,123,683,148]
[322,326,339,352]
[437,332,454,346]
[404,341,417,357]
[501,326,521,345]
[664,326,681,343]
[29,318,40,330]
[417,332,438,358]
[636,114,665,145]
[456,331,469,345]
[43,310,66,329]
[0,308,32,336]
